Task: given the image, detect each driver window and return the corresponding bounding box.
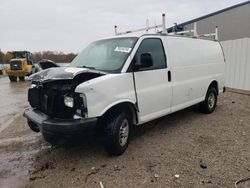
[134,38,166,71]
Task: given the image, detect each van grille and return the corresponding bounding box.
[10,61,22,70]
[28,81,75,119]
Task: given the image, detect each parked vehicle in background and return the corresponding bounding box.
[4,51,36,81]
[35,59,59,72]
[0,64,4,75]
[24,15,225,155]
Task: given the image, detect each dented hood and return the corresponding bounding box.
[29,67,107,83]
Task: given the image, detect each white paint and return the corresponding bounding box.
[221,38,250,91]
[164,36,225,112]
[76,35,225,125]
[75,73,137,119]
[133,68,172,123]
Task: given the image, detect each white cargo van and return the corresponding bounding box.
[24,21,225,155]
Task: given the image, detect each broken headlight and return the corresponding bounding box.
[75,93,88,118]
[64,96,74,108]
[30,84,37,89]
[64,93,87,117]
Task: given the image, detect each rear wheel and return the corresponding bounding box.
[200,87,217,114]
[9,76,17,82]
[105,110,131,156]
[19,76,25,81]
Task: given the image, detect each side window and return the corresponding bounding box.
[134,38,166,71]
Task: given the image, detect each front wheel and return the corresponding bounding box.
[9,76,17,82]
[105,111,131,156]
[200,87,217,114]
[19,76,25,81]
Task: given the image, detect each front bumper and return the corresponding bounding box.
[23,108,98,135]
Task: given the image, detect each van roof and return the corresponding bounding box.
[101,33,219,42]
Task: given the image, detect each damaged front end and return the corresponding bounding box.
[24,67,106,136]
[28,67,106,119]
[28,80,85,119]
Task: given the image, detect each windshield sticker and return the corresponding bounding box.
[114,47,132,53]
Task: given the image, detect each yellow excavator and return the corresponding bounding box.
[4,51,35,81]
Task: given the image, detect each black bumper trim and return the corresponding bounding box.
[23,109,97,134]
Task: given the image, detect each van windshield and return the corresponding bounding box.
[70,37,138,73]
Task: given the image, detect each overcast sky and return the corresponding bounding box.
[0,0,247,53]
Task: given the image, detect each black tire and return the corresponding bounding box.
[19,76,25,81]
[200,87,217,114]
[9,76,17,82]
[27,120,40,132]
[105,110,132,156]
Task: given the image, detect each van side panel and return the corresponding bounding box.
[164,37,225,113]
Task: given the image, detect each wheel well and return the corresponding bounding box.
[208,81,218,95]
[102,102,138,125]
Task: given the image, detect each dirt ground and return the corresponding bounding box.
[0,76,250,188]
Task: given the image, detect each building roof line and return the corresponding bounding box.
[176,0,250,26]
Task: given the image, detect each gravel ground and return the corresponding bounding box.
[0,88,250,188]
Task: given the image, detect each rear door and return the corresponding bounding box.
[132,37,172,123]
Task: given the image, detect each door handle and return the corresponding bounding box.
[168,70,171,82]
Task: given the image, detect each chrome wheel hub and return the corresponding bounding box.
[119,119,129,147]
[208,92,215,109]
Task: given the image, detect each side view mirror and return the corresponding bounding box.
[134,53,153,70]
